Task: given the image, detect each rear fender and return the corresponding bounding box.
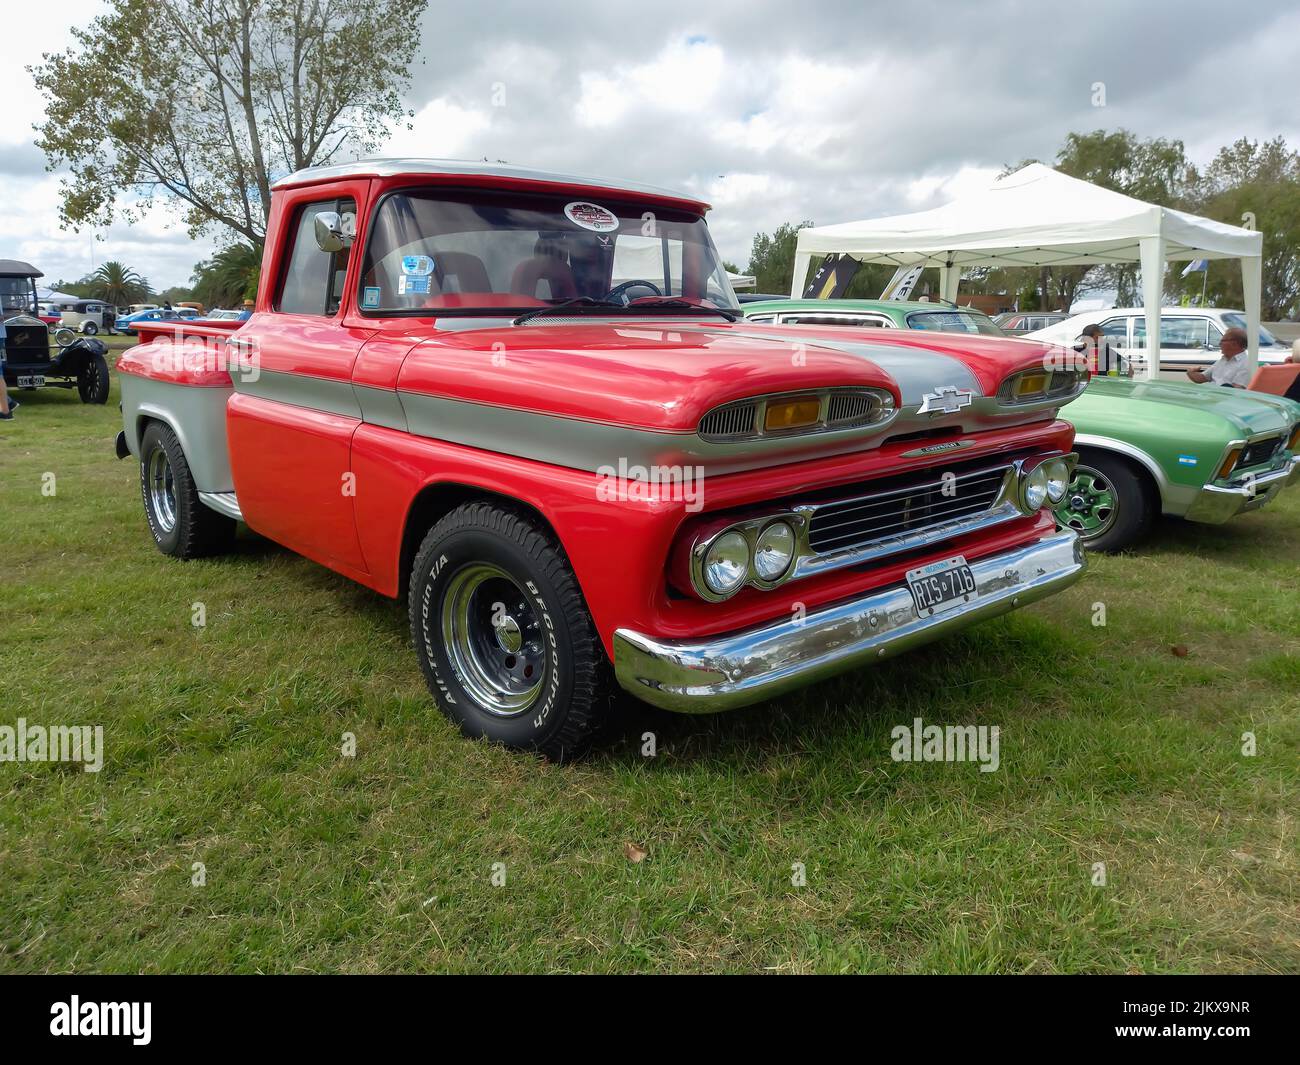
[119,374,236,493]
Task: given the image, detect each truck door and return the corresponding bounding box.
[227,188,374,574]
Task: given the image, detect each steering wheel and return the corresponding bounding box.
[606,279,662,306]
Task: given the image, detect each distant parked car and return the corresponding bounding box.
[61,300,117,335]
[742,297,1008,335]
[994,312,1070,335]
[1025,307,1292,379]
[115,307,180,333]
[197,308,252,322]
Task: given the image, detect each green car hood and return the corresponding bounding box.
[1078,377,1300,437]
[1067,376,1300,491]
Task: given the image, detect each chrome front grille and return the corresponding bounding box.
[807,464,1011,553]
[1239,437,1281,469]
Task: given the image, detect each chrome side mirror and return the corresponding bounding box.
[314,211,349,253]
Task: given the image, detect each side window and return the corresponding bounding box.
[1098,317,1128,342]
[277,198,356,315]
[1206,321,1223,347]
[1133,316,1206,349]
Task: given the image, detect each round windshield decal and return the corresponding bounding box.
[564,201,619,233]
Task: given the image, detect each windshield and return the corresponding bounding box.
[1221,313,1281,347]
[906,310,1005,336]
[358,189,737,315]
[0,277,37,317]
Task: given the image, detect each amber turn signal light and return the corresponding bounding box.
[1011,372,1050,398]
[764,397,822,432]
[1288,424,1300,452]
[1217,447,1243,480]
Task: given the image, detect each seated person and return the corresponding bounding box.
[1187,327,1250,387]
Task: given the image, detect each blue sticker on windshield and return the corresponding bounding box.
[398,275,430,296]
[401,255,434,276]
[362,286,381,308]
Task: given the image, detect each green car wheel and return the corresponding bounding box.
[1054,450,1154,552]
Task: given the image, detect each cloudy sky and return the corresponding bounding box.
[3,0,1299,291]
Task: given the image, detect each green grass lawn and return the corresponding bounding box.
[2,363,1297,974]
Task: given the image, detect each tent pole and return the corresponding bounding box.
[1241,255,1262,380]
[790,252,812,299]
[1139,235,1166,380]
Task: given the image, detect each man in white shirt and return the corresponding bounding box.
[1187,327,1250,388]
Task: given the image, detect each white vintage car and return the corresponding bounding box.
[1025,307,1291,380]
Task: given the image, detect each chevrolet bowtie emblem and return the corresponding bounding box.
[917,385,974,415]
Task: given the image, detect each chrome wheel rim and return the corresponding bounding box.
[1055,465,1118,538]
[147,448,177,533]
[441,563,545,717]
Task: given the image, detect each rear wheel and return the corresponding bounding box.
[77,352,110,404]
[1054,449,1155,552]
[139,421,235,558]
[408,502,612,760]
[82,321,99,336]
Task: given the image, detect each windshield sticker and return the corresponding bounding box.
[564,202,620,233]
[398,275,430,296]
[362,286,381,309]
[401,255,434,276]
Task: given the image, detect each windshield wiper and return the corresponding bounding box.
[512,297,625,325]
[624,297,737,321]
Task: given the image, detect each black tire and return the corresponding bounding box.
[139,421,235,558]
[77,352,111,404]
[82,321,99,336]
[408,502,612,760]
[1054,449,1155,552]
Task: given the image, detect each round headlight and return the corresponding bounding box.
[702,530,750,596]
[753,521,795,582]
[1022,465,1050,511]
[1044,458,1071,503]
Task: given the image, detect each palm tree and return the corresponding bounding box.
[191,243,262,310]
[86,261,151,307]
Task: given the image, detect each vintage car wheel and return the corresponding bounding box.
[1053,450,1154,552]
[82,321,99,335]
[409,502,612,760]
[77,352,111,404]
[138,421,236,558]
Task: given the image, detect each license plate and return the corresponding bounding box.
[906,555,978,618]
[16,375,45,388]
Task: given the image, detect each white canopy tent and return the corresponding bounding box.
[791,164,1265,378]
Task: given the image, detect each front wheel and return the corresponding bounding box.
[408,502,612,760]
[139,421,235,558]
[1053,450,1155,552]
[77,352,110,404]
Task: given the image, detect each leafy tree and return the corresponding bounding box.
[191,243,263,309]
[1179,138,1300,318]
[747,222,814,295]
[32,0,428,243]
[85,261,151,306]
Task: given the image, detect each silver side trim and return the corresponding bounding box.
[614,529,1086,713]
[198,491,244,522]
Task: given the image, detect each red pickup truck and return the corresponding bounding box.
[116,159,1087,758]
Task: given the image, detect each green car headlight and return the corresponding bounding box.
[1044,458,1071,504]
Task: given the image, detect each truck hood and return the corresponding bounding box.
[394,318,1067,432]
[1084,376,1300,436]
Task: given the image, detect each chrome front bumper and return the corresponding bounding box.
[1184,456,1300,524]
[613,529,1086,713]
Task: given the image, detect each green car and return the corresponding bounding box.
[742,299,1300,551]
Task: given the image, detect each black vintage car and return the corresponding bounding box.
[1,259,111,403]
